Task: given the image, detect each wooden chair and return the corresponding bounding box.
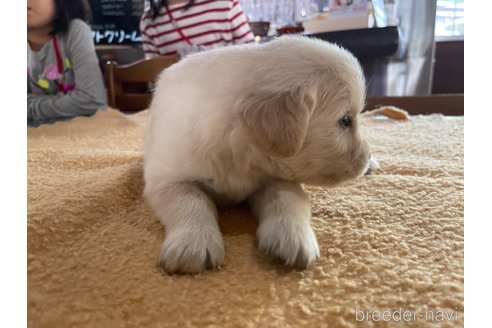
[104,55,180,111]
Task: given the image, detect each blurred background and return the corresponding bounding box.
[92,0,464,99]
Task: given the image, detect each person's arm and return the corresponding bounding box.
[229,1,255,45]
[27,20,107,122]
[140,17,160,59]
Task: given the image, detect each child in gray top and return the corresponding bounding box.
[27,0,107,126]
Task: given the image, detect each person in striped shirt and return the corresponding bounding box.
[140,0,255,58]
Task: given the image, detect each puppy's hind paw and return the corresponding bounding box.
[159,225,225,274]
[257,219,320,269]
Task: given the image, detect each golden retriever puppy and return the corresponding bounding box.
[144,35,371,273]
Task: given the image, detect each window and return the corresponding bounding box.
[435,0,464,37]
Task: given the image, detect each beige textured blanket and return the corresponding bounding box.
[28,109,463,328]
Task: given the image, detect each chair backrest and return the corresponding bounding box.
[105,55,180,111]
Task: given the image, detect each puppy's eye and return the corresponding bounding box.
[338,115,352,129]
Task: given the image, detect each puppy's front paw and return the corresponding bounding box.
[159,225,224,274]
[257,218,320,269]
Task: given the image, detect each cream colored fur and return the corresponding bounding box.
[144,35,370,273]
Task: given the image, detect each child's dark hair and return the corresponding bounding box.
[51,0,92,35]
[149,0,195,20]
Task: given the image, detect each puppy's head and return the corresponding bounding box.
[238,36,370,186]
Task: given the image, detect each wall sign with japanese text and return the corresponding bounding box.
[89,0,144,45]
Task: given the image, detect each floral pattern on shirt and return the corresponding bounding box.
[28,56,76,95]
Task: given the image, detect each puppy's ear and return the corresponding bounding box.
[239,89,315,157]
